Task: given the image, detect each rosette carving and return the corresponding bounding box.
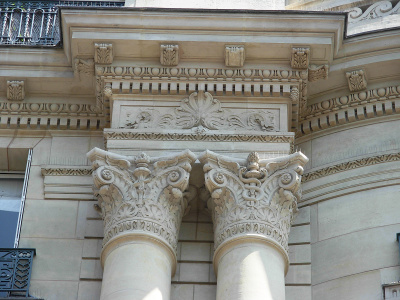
[199,150,308,253]
[87,148,196,254]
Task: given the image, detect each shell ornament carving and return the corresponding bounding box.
[175,91,225,130]
[123,91,278,132]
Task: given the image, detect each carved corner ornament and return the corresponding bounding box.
[225,45,245,67]
[7,80,25,101]
[87,148,196,260]
[199,150,308,267]
[94,43,113,64]
[291,47,310,69]
[346,69,367,92]
[103,82,112,100]
[74,58,94,79]
[160,44,179,66]
[308,64,329,82]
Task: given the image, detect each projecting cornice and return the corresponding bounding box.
[61,8,344,65]
[298,85,400,136]
[0,8,399,134]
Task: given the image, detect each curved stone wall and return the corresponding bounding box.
[298,118,400,298]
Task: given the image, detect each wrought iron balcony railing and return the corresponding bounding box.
[0,249,35,298]
[0,1,125,47]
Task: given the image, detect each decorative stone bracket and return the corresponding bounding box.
[7,80,25,101]
[87,148,196,258]
[199,150,308,265]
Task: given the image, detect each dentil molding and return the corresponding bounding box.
[299,85,400,135]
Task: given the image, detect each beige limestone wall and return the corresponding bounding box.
[8,132,313,300]
[298,119,400,300]
[14,134,102,300]
[310,185,400,299]
[126,0,285,9]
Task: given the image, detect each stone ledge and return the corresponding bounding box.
[0,298,44,300]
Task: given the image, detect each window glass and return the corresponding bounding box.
[0,178,24,248]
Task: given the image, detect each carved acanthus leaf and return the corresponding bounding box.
[308,65,329,82]
[291,47,310,69]
[74,58,94,78]
[200,150,308,252]
[87,148,196,253]
[94,43,113,64]
[7,81,25,101]
[346,70,367,92]
[161,44,179,66]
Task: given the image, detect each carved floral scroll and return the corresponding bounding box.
[122,91,279,132]
[200,150,308,252]
[87,148,196,253]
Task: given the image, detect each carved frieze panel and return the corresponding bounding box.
[87,148,196,254]
[225,45,245,67]
[94,43,113,64]
[346,69,367,92]
[7,81,24,101]
[200,150,308,252]
[94,65,304,135]
[160,44,179,66]
[291,47,310,69]
[113,91,284,132]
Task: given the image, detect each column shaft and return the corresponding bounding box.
[101,238,172,300]
[215,240,286,300]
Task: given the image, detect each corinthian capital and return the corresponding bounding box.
[87,148,196,254]
[199,151,308,255]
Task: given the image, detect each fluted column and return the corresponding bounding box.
[87,148,196,300]
[199,151,308,300]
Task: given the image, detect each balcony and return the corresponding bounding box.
[0,1,125,47]
[0,249,36,299]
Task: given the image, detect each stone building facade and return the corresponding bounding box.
[0,0,400,299]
